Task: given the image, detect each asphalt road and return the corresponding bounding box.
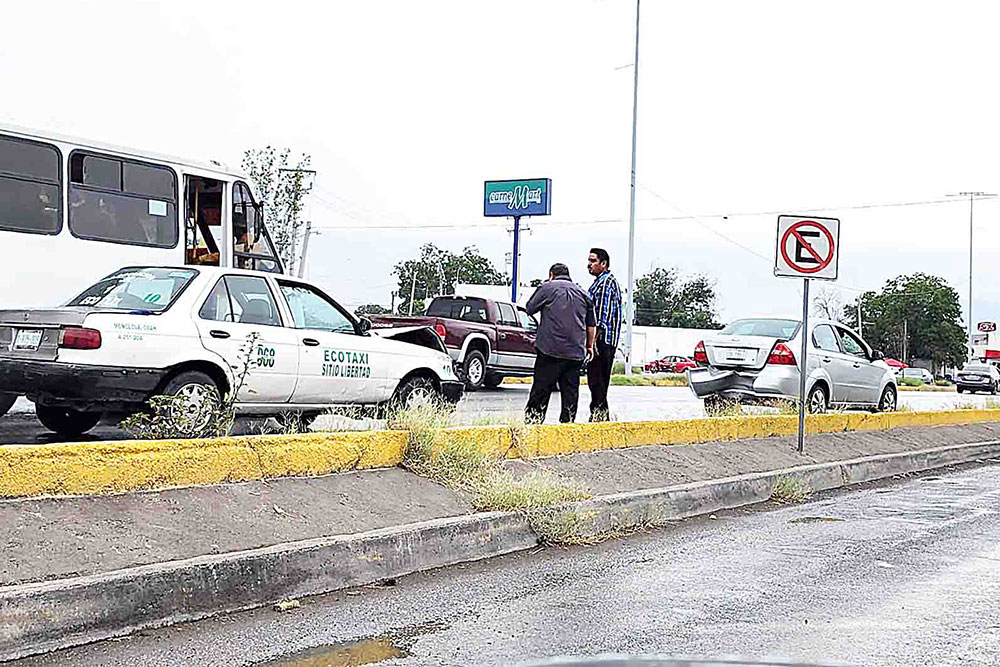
[1,386,996,445]
[13,462,1000,666]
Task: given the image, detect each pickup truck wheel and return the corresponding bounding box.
[484,373,504,389]
[35,404,101,437]
[463,350,487,391]
[0,393,16,419]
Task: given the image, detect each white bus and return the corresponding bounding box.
[0,123,284,415]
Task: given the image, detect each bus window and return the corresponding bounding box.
[0,134,62,235]
[68,151,178,248]
[185,176,223,266]
[233,181,282,273]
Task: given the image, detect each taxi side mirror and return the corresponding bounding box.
[872,349,885,361]
[358,317,373,334]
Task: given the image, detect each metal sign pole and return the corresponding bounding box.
[797,277,810,453]
[511,215,521,302]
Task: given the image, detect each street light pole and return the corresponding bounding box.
[624,0,640,375]
[948,191,997,357]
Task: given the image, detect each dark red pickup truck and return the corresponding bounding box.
[369,296,537,390]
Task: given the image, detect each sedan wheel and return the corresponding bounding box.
[876,385,897,413]
[807,385,828,414]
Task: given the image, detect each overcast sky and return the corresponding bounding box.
[4,0,1000,330]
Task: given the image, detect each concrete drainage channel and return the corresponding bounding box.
[2,439,999,661]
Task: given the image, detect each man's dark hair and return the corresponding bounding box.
[549,263,570,278]
[590,247,610,267]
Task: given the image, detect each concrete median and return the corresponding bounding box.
[2,437,998,661]
[4,409,1000,499]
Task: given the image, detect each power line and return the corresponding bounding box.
[308,193,983,232]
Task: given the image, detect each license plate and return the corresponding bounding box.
[13,329,43,351]
[724,347,754,362]
[965,375,982,381]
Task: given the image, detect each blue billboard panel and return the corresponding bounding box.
[484,179,551,217]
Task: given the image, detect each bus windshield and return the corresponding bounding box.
[67,267,198,313]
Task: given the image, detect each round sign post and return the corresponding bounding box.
[774,215,841,453]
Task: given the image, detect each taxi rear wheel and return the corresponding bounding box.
[35,404,101,437]
[161,371,222,437]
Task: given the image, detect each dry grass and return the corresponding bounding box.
[771,476,810,504]
[392,401,592,543]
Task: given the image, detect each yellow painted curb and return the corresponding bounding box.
[3,409,999,499]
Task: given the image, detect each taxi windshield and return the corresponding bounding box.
[67,268,198,313]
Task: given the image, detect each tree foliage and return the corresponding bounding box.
[392,244,504,315]
[841,273,966,369]
[633,267,722,329]
[241,146,312,274]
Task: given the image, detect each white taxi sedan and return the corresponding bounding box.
[0,266,463,436]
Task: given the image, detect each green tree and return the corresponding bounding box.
[842,273,966,370]
[633,267,722,329]
[392,244,504,315]
[355,304,391,317]
[241,146,312,274]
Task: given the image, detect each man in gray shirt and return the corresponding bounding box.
[524,263,596,423]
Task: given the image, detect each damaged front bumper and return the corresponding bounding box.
[686,366,796,403]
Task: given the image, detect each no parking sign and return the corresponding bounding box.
[773,214,841,454]
[774,215,840,281]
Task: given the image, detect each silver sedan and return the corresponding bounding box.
[687,317,898,413]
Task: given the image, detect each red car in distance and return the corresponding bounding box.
[645,355,698,374]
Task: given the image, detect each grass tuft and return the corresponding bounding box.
[771,476,810,504]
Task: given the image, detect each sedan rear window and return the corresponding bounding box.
[67,268,197,313]
[720,319,800,339]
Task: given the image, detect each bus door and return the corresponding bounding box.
[232,181,283,273]
[184,175,224,267]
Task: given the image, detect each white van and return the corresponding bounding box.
[0,123,283,417]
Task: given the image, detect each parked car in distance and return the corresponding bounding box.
[899,367,935,385]
[644,355,697,374]
[687,317,897,413]
[0,266,463,437]
[369,296,537,391]
[955,363,1000,394]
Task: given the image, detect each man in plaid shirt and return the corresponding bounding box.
[586,247,623,421]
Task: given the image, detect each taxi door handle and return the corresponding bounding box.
[303,338,320,347]
[209,330,230,339]
[821,357,831,363]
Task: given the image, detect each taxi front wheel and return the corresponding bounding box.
[36,404,101,437]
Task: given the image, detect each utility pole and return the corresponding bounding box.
[624,0,641,375]
[857,300,862,336]
[947,191,997,358]
[408,269,417,316]
[296,221,315,278]
[903,319,908,365]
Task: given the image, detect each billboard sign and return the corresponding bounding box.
[484,179,551,217]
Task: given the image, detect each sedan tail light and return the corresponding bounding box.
[60,327,102,350]
[767,342,796,366]
[694,341,708,363]
[434,322,447,339]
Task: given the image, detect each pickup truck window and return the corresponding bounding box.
[427,297,489,323]
[518,309,537,331]
[497,302,518,326]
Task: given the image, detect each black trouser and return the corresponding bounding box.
[525,351,582,424]
[587,338,616,421]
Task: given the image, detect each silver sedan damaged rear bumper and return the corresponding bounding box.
[686,366,796,403]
